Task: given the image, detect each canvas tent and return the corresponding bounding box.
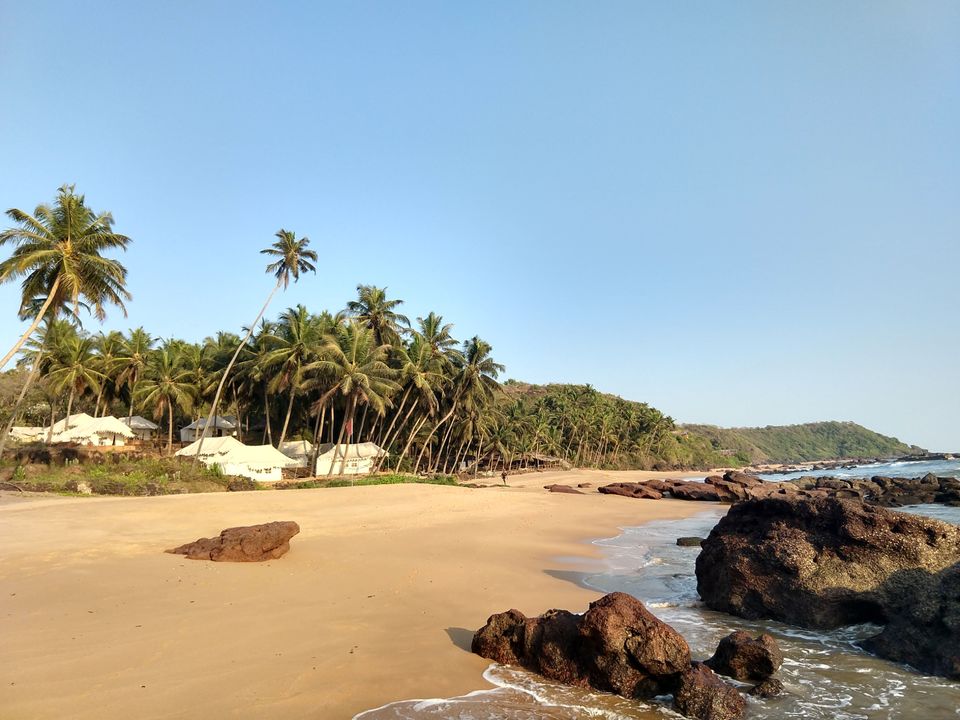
[314,442,387,476]
[51,416,135,446]
[279,440,313,467]
[8,426,45,442]
[48,413,94,435]
[177,436,298,481]
[179,416,236,442]
[121,415,159,441]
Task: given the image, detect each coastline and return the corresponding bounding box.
[0,468,712,720]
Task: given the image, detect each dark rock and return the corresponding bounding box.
[704,478,748,502]
[673,662,746,720]
[544,484,584,494]
[577,482,593,488]
[669,482,721,502]
[166,521,300,561]
[749,677,785,698]
[472,592,690,700]
[677,536,706,547]
[696,496,960,679]
[705,630,783,680]
[722,471,763,487]
[598,482,662,500]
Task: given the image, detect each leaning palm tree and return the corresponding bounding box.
[195,229,317,457]
[0,185,131,369]
[44,335,104,437]
[135,349,195,453]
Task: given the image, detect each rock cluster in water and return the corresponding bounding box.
[472,592,785,720]
[696,496,960,679]
[589,470,960,507]
[166,520,300,561]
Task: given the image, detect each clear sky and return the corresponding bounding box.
[1,1,957,450]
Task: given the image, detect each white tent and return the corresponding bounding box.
[314,442,387,476]
[179,416,236,442]
[48,413,94,435]
[52,416,135,446]
[279,439,313,467]
[177,436,298,481]
[121,415,159,441]
[8,426,44,442]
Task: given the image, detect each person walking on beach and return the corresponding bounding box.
[501,470,508,485]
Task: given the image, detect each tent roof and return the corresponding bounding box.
[279,440,313,458]
[218,444,299,469]
[176,436,244,458]
[316,442,387,460]
[181,416,236,431]
[49,413,94,434]
[55,416,135,441]
[122,415,159,430]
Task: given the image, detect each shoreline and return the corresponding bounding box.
[0,468,712,719]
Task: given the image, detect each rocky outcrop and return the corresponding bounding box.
[167,521,300,561]
[677,536,705,547]
[748,678,785,698]
[704,630,783,681]
[597,482,662,500]
[472,592,751,719]
[674,663,747,720]
[544,484,584,494]
[696,496,960,678]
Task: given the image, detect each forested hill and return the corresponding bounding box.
[502,382,923,470]
[680,421,923,465]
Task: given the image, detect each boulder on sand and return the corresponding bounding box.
[598,482,662,500]
[705,630,783,681]
[677,536,705,547]
[167,521,300,562]
[696,496,960,678]
[544,484,584,494]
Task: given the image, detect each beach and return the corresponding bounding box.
[0,469,708,720]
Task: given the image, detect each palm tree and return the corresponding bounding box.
[306,322,398,476]
[135,349,195,453]
[262,305,324,445]
[0,185,131,370]
[116,328,154,421]
[347,285,409,347]
[44,335,104,436]
[92,330,124,417]
[196,229,316,457]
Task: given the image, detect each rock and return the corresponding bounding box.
[577,482,593,488]
[644,478,678,493]
[668,482,721,502]
[598,482,662,500]
[749,677,785,698]
[544,484,583,494]
[703,478,748,502]
[722,471,763,487]
[704,630,783,680]
[696,496,960,679]
[677,536,705,547]
[472,592,690,700]
[167,521,300,562]
[673,662,746,720]
[76,481,93,495]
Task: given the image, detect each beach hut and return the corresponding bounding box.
[176,436,298,481]
[179,416,237,442]
[279,439,313,467]
[52,416,136,446]
[314,442,388,476]
[121,415,159,441]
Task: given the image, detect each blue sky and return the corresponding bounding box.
[1,1,957,450]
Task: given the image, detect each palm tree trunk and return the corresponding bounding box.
[327,399,351,477]
[197,279,281,458]
[279,389,295,446]
[377,386,410,446]
[396,414,428,473]
[0,277,61,371]
[309,403,326,475]
[263,386,273,445]
[167,404,174,454]
[375,393,417,472]
[0,349,44,456]
[339,396,357,477]
[414,400,458,474]
[65,388,76,431]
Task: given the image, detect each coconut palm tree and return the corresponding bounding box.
[44,335,104,436]
[0,185,131,370]
[135,349,195,453]
[306,322,398,476]
[116,327,155,421]
[92,330,124,416]
[347,285,409,347]
[196,229,316,457]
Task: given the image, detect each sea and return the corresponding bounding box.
[356,459,960,720]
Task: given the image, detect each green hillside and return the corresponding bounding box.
[681,421,923,465]
[502,382,924,470]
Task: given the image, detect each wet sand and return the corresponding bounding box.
[0,469,711,719]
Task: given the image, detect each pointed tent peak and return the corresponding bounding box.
[49,413,94,434]
[218,444,300,469]
[176,435,244,458]
[53,416,135,442]
[316,442,388,459]
[121,415,159,431]
[181,416,236,431]
[279,440,313,458]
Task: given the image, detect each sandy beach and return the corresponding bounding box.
[0,469,713,719]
